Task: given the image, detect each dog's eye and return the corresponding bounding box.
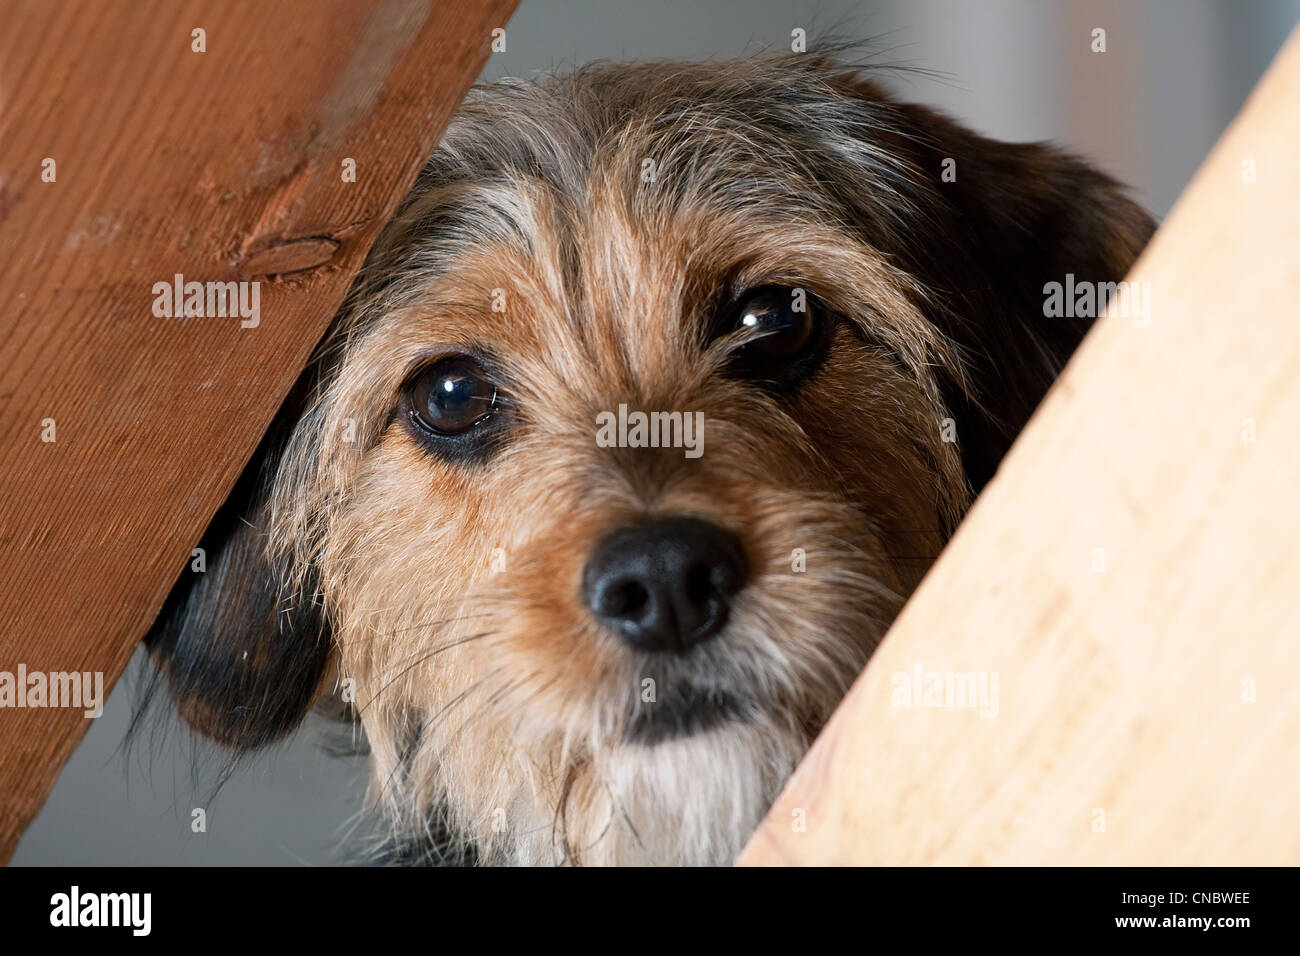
[406,356,497,435]
[719,286,829,391]
[734,288,815,358]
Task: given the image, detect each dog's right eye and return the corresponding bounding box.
[405,356,498,436]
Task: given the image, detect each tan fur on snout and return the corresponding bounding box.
[247,53,1151,865]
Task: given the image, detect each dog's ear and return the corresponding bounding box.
[901,101,1156,491]
[143,409,331,751]
[829,73,1156,492]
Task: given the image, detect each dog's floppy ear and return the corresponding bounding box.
[903,102,1155,491]
[832,73,1156,491]
[143,406,331,751]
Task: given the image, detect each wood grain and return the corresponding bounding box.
[740,28,1300,866]
[0,0,516,861]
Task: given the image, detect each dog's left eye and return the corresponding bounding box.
[718,286,829,390]
[734,288,815,357]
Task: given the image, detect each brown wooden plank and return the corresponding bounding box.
[740,27,1300,867]
[0,0,517,861]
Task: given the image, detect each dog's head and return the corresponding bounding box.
[147,54,1153,864]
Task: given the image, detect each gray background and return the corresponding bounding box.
[14,0,1300,865]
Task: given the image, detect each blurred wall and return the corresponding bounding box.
[15,0,1299,865]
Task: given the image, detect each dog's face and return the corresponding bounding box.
[148,55,1153,865]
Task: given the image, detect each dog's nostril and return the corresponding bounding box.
[686,563,715,604]
[602,579,649,618]
[581,516,747,654]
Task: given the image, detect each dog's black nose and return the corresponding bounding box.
[582,517,747,654]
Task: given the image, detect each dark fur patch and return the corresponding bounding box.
[830,77,1156,489]
[139,391,333,751]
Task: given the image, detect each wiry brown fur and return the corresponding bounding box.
[145,52,1153,865]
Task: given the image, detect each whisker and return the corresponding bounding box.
[374,669,503,809]
[358,632,496,718]
[342,611,499,648]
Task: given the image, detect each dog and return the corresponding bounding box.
[143,52,1154,865]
